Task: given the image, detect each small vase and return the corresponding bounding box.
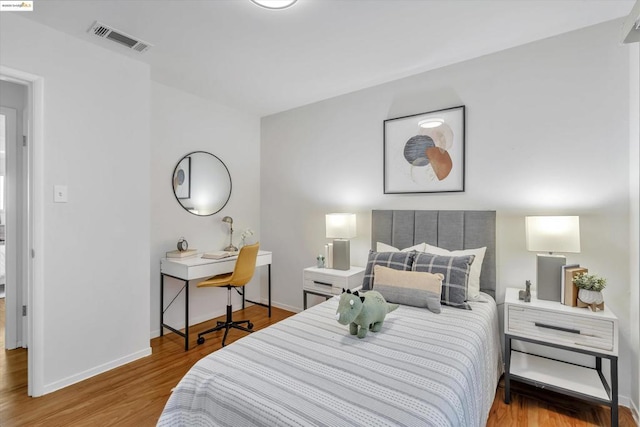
[577,289,604,312]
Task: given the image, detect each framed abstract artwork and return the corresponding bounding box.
[173,156,191,199]
[384,105,465,194]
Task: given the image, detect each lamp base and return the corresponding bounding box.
[332,239,350,270]
[224,245,238,253]
[536,254,565,302]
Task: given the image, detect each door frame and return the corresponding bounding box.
[0,65,44,396]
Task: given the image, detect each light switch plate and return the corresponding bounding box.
[54,185,68,203]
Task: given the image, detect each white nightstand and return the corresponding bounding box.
[303,266,365,309]
[504,287,619,426]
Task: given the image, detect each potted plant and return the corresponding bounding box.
[572,272,606,311]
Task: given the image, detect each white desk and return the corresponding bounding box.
[160,250,272,350]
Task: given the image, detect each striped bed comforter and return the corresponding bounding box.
[158,293,503,427]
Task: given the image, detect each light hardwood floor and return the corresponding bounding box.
[0,298,635,426]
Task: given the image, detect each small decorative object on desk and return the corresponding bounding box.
[177,237,189,252]
[240,228,255,247]
[518,280,532,302]
[316,254,325,268]
[573,272,606,312]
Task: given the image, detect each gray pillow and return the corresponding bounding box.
[412,252,475,310]
[362,250,415,290]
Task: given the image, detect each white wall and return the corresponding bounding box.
[261,20,635,403]
[0,14,151,395]
[150,82,262,337]
[630,43,640,422]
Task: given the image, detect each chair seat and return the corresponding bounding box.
[197,273,234,288]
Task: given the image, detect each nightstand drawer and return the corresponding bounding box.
[507,306,614,352]
[303,268,364,289]
[302,266,365,309]
[303,279,342,295]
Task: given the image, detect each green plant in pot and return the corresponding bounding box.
[572,272,606,312]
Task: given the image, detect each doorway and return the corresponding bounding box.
[1,80,28,350]
[0,71,34,396]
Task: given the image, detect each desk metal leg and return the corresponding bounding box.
[184,280,189,351]
[160,274,164,337]
[245,263,272,317]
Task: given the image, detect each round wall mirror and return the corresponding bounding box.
[172,151,232,216]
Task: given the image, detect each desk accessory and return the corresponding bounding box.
[222,216,238,252]
[525,216,580,302]
[326,213,356,271]
[177,237,189,252]
[202,250,237,260]
[166,249,197,258]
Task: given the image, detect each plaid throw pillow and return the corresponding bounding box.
[361,250,415,290]
[412,252,475,310]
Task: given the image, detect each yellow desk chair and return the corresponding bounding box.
[196,242,260,347]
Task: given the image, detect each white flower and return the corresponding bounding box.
[240,228,254,240]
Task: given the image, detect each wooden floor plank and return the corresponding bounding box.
[0,298,635,426]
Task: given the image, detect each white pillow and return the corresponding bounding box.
[376,242,426,253]
[423,243,486,300]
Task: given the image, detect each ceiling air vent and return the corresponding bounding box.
[88,21,152,53]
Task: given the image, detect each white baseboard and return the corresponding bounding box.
[150,299,302,339]
[41,347,152,395]
[150,308,227,339]
[270,300,300,314]
[631,397,640,426]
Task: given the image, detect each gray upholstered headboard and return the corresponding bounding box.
[371,210,496,298]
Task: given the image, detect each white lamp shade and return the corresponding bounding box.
[525,216,580,253]
[326,213,357,239]
[250,0,297,9]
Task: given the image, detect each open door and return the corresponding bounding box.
[0,68,38,396]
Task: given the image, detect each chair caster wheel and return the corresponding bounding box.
[248,323,254,329]
[197,336,205,345]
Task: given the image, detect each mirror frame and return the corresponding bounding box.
[171,151,232,216]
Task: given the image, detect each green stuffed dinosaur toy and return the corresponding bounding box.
[335,289,399,338]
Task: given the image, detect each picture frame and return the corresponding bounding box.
[383,105,465,194]
[173,156,191,199]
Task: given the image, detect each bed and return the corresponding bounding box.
[158,210,502,427]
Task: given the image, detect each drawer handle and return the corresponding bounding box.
[313,280,332,287]
[535,322,580,334]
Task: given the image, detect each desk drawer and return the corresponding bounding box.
[507,306,614,352]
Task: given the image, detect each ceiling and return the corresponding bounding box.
[21,0,634,117]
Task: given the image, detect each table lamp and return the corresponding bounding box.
[222,216,238,252]
[525,216,580,301]
[326,213,356,271]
